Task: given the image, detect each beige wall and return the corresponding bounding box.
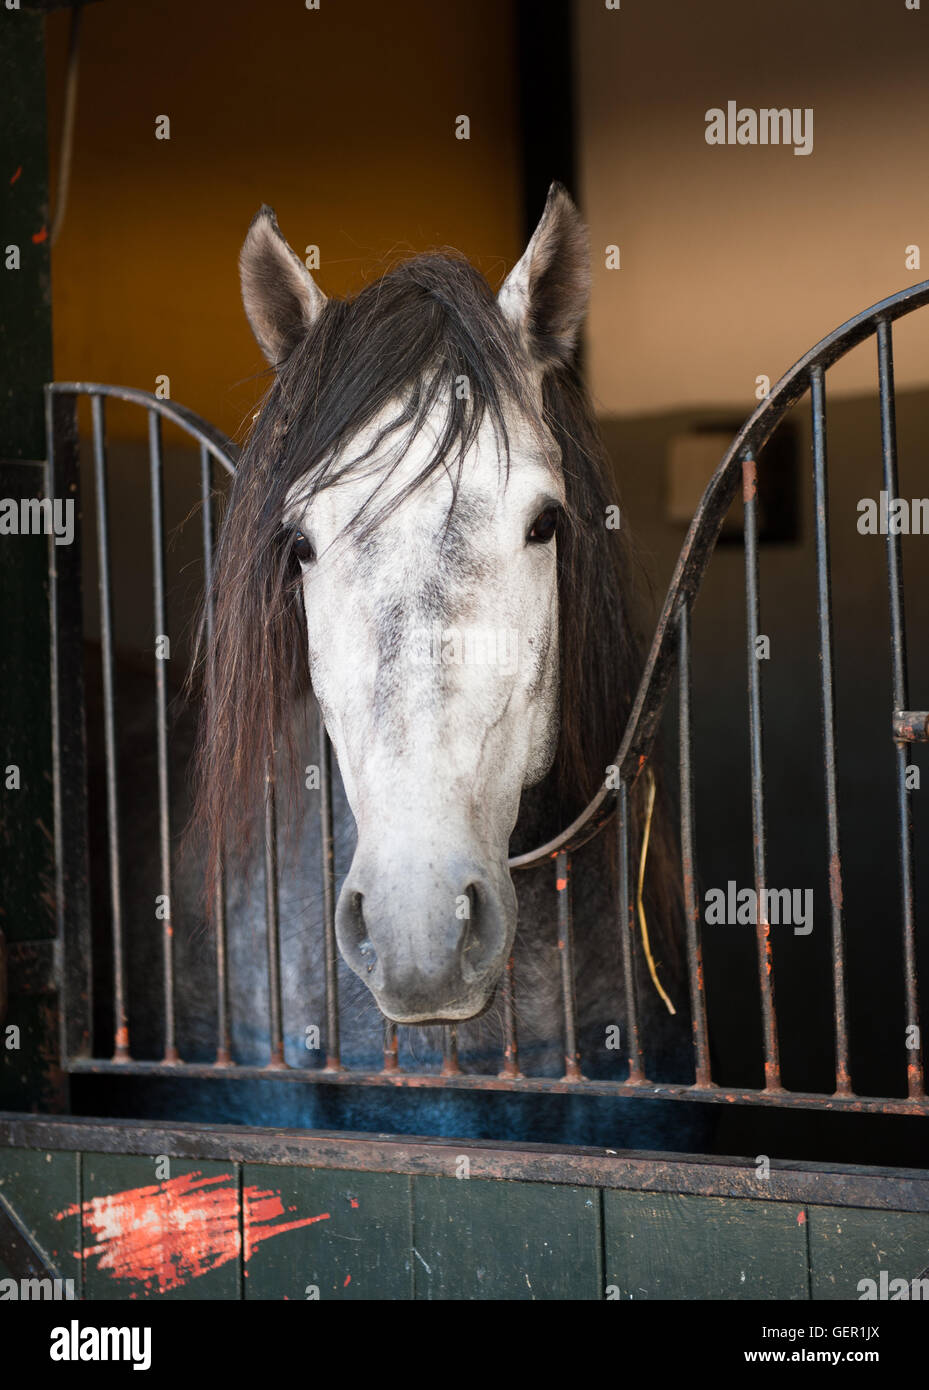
[45,0,523,441]
[577,0,929,416]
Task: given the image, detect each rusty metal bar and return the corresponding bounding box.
[441,1026,460,1076]
[499,954,521,1078]
[90,394,130,1063]
[200,442,230,1066]
[555,851,581,1080]
[677,601,711,1087]
[61,1055,929,1115]
[877,319,923,1100]
[742,455,781,1091]
[382,1020,399,1073]
[810,367,851,1097]
[318,719,340,1070]
[893,711,929,742]
[617,782,646,1084]
[263,758,285,1068]
[148,410,178,1064]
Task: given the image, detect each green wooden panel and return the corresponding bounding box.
[81,1152,241,1301]
[243,1166,411,1300]
[0,1146,80,1293]
[604,1191,809,1300]
[412,1176,600,1300]
[809,1205,929,1301]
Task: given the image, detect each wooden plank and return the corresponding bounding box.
[412,1175,601,1300]
[604,1191,810,1300]
[3,1115,927,1211]
[0,1146,80,1294]
[809,1205,929,1301]
[80,1152,240,1300]
[243,1166,411,1300]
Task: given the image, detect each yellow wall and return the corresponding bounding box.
[45,0,523,440]
[577,0,929,416]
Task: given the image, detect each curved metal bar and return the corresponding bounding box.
[510,276,929,869]
[47,381,239,476]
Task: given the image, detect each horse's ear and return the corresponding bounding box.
[497,182,590,368]
[239,205,327,366]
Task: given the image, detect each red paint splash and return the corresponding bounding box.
[343,1274,352,1287]
[350,1199,359,1209]
[32,226,48,244]
[57,1171,330,1294]
[10,166,22,185]
[797,1210,807,1225]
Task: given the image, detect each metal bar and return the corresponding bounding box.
[555,851,581,1080]
[742,455,781,1091]
[148,411,178,1063]
[90,394,129,1062]
[499,954,521,1078]
[382,1020,399,1073]
[441,1026,460,1076]
[60,1058,929,1115]
[893,711,929,742]
[677,602,711,1087]
[618,782,646,1084]
[877,319,923,1100]
[810,368,851,1096]
[263,758,285,1068]
[318,717,340,1069]
[45,388,93,1062]
[199,443,230,1066]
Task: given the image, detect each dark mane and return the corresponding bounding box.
[190,249,680,964]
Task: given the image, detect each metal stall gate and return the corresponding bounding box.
[2,281,929,1299]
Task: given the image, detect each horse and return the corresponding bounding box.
[85,185,715,1152]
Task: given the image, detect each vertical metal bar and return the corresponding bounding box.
[91,394,129,1062]
[810,368,851,1096]
[499,954,521,1078]
[264,757,286,1068]
[678,602,711,1087]
[382,1019,399,1073]
[742,455,781,1091]
[148,411,178,1063]
[200,444,230,1066]
[318,716,340,1070]
[555,851,581,1080]
[46,388,93,1063]
[441,1026,460,1076]
[877,320,923,1099]
[618,782,646,1083]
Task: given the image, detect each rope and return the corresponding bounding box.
[636,767,676,1015]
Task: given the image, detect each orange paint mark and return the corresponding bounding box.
[797,1211,807,1225]
[32,226,48,244]
[349,1199,359,1209]
[343,1274,351,1287]
[556,878,567,892]
[57,1172,330,1294]
[10,166,22,185]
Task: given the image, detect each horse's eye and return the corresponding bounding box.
[293,530,315,563]
[527,506,558,544]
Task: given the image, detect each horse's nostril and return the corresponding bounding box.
[459,880,504,981]
[344,891,378,973]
